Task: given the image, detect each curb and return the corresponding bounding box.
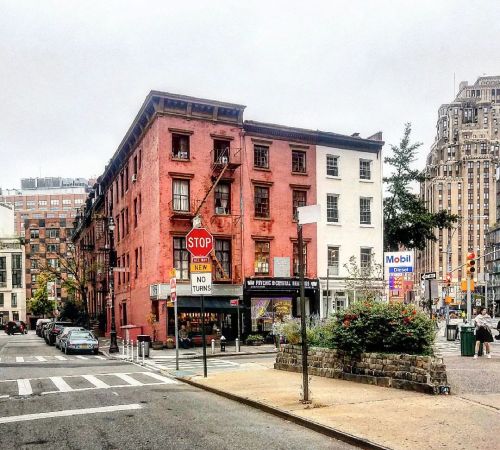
[150,350,277,360]
[176,376,390,450]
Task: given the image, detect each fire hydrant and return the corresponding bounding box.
[220,335,226,352]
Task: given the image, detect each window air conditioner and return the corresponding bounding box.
[132,174,137,183]
[179,152,188,159]
[219,156,228,164]
[215,207,227,215]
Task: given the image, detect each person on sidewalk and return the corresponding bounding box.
[179,325,191,349]
[474,308,494,359]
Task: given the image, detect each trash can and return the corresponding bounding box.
[137,334,151,358]
[446,324,458,341]
[460,325,475,357]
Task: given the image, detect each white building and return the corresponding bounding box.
[0,203,26,325]
[316,133,384,317]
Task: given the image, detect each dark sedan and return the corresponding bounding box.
[4,321,28,335]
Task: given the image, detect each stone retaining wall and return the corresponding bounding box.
[275,345,449,394]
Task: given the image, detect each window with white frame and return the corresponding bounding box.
[360,248,372,276]
[326,155,339,177]
[327,246,340,276]
[360,197,372,224]
[326,194,339,223]
[172,179,190,212]
[359,159,372,180]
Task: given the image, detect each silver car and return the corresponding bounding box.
[55,327,86,349]
[61,330,99,355]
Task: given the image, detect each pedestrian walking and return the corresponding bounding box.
[473,308,494,359]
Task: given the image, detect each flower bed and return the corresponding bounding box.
[275,345,449,394]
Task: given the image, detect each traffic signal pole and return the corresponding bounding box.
[466,277,472,323]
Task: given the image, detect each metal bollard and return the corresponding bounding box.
[137,341,140,362]
[235,338,240,353]
[129,340,133,361]
[141,342,145,365]
[211,339,215,354]
[122,339,125,356]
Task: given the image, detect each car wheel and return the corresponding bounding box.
[65,346,70,355]
[93,349,99,355]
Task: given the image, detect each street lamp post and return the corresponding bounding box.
[107,217,119,353]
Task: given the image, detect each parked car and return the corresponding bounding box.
[4,321,28,335]
[61,330,99,355]
[44,321,73,345]
[36,319,52,337]
[55,327,85,349]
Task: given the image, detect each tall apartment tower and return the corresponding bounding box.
[418,76,500,284]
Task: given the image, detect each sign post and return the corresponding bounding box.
[169,269,178,371]
[186,227,213,378]
[421,273,437,319]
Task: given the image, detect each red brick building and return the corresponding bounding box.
[74,92,368,342]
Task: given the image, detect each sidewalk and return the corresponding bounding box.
[177,365,500,450]
[98,337,277,359]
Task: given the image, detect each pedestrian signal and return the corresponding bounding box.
[445,273,452,287]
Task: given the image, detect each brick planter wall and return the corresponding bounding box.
[275,345,449,395]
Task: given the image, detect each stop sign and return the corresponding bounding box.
[186,228,214,257]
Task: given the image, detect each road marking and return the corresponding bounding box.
[35,356,47,362]
[141,372,178,384]
[94,355,106,360]
[75,355,89,360]
[0,395,9,399]
[82,375,109,389]
[50,377,73,393]
[0,404,143,424]
[54,356,67,361]
[17,379,32,395]
[114,373,142,386]
[15,357,24,363]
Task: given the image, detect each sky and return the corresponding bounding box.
[1,0,499,189]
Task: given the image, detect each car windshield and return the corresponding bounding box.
[70,332,93,339]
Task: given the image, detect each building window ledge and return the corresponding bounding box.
[360,224,375,228]
[359,179,374,183]
[326,176,342,180]
[326,222,342,226]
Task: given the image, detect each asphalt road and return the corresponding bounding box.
[0,332,353,449]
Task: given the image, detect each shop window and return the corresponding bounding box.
[293,242,307,276]
[215,239,231,280]
[251,298,292,332]
[292,150,306,173]
[254,186,270,218]
[172,134,190,159]
[254,241,270,275]
[254,145,269,169]
[173,237,190,280]
[214,183,230,214]
[292,190,307,220]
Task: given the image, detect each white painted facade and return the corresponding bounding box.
[0,205,26,324]
[316,144,383,317]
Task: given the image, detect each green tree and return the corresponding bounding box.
[343,254,384,302]
[384,123,457,251]
[28,272,56,317]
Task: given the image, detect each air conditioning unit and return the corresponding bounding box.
[218,156,228,164]
[179,152,188,159]
[132,174,137,183]
[215,207,227,215]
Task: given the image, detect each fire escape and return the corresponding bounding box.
[169,141,242,283]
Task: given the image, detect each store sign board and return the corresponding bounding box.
[384,251,414,271]
[245,278,319,291]
[191,272,212,295]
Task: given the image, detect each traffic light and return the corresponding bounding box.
[466,251,476,278]
[445,273,452,287]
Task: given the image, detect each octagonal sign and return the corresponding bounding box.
[186,227,214,258]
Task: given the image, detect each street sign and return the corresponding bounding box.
[421,272,437,281]
[230,299,239,307]
[191,272,212,295]
[190,262,212,273]
[389,266,413,274]
[186,228,214,257]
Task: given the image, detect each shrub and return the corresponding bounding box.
[314,301,435,355]
[246,334,264,343]
[281,318,301,344]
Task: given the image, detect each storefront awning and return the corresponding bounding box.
[177,297,243,310]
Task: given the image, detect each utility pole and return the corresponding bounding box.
[298,222,309,403]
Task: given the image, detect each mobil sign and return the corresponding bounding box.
[384,251,414,273]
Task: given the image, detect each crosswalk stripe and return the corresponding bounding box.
[35,356,47,362]
[55,356,67,361]
[75,356,88,360]
[17,379,32,395]
[114,373,142,386]
[50,377,73,392]
[82,375,110,389]
[16,357,24,363]
[141,372,178,384]
[94,355,105,360]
